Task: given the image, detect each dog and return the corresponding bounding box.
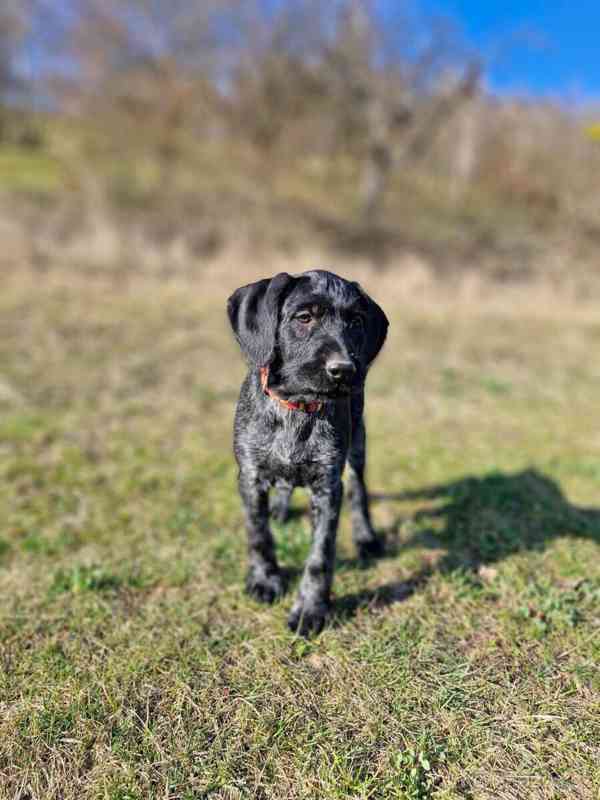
[227,269,388,635]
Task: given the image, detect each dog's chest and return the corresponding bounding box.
[256,415,344,486]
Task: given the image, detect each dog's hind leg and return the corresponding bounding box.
[270,483,293,523]
[239,471,284,603]
[347,418,385,560]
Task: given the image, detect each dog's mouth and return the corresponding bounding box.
[318,385,353,398]
[270,364,363,402]
[282,383,358,402]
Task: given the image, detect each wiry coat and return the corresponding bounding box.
[227,270,388,635]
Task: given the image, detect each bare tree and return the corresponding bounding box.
[41,0,243,188]
[0,2,29,139]
[35,0,482,227]
[323,0,480,225]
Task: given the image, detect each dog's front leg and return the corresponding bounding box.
[239,471,284,603]
[288,478,343,636]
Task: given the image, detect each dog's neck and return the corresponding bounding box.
[259,366,324,414]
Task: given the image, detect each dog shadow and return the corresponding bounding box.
[333,468,600,623]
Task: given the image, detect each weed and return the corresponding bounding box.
[517,579,598,636]
[389,742,446,800]
[49,564,145,595]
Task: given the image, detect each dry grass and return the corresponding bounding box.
[0,261,599,799]
[4,113,600,296]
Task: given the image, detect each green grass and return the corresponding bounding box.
[0,269,599,799]
[0,145,65,194]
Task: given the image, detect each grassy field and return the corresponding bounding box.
[0,266,599,799]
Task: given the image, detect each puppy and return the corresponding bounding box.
[227,270,388,635]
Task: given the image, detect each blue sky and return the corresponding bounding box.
[27,0,600,103]
[416,0,600,98]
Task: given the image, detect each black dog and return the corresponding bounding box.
[227,270,388,635]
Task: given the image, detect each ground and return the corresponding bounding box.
[0,267,598,799]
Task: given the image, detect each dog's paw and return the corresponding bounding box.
[356,535,385,562]
[287,599,330,637]
[245,569,285,604]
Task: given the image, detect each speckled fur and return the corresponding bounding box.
[227,270,388,636]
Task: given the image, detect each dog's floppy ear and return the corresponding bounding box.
[354,283,389,367]
[227,272,294,366]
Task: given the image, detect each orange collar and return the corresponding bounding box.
[259,367,324,414]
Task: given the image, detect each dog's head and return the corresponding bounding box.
[227,270,388,402]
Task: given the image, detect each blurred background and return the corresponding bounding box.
[2,0,600,291]
[3,8,600,795]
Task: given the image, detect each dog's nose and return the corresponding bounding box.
[326,359,356,382]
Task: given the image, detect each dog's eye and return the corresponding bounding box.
[295,312,312,324]
[350,315,364,329]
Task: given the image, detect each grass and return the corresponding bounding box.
[0,266,599,799]
[0,145,65,194]
[2,121,596,286]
